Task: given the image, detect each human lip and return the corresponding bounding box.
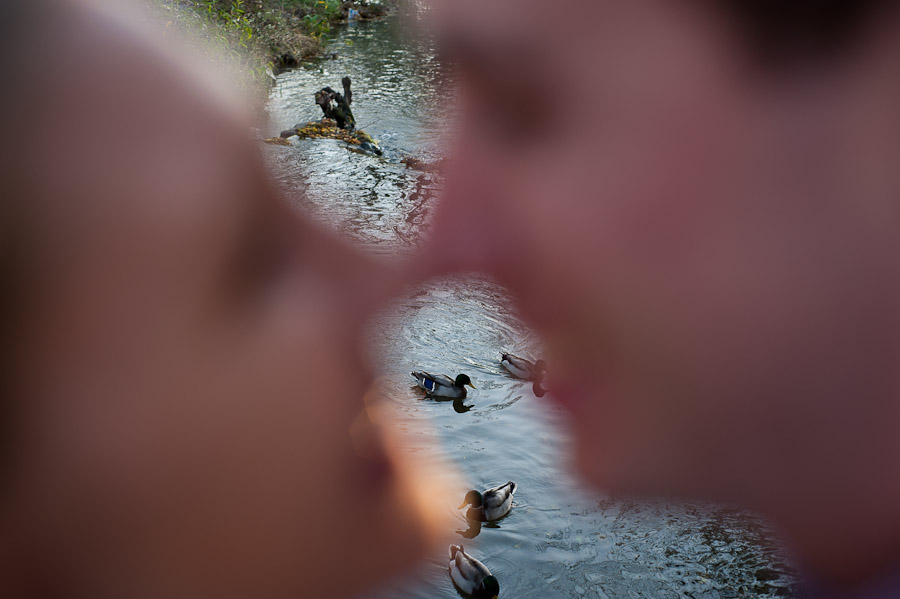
[544,382,575,410]
[543,373,591,413]
[348,380,406,488]
[349,407,397,488]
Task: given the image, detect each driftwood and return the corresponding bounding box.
[271,119,382,155]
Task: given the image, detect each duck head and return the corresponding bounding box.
[459,489,484,510]
[455,374,476,389]
[475,575,500,599]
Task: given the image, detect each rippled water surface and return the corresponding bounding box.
[264,14,800,599]
[265,13,450,250]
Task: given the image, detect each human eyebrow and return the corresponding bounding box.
[438,27,522,70]
[437,36,555,135]
[439,28,556,96]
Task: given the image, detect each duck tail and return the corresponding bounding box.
[508,481,518,495]
[449,544,463,559]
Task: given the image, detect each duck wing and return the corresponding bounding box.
[430,373,457,387]
[501,353,531,368]
[411,371,454,392]
[481,481,517,519]
[500,353,533,379]
[483,481,517,506]
[449,545,490,592]
[413,372,466,398]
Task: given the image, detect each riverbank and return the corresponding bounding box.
[150,1,390,105]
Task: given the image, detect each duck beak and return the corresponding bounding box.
[467,383,476,389]
[458,500,469,509]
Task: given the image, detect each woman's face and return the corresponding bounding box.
[6,7,448,597]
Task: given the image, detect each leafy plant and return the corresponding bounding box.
[302,12,330,38]
[153,0,367,106]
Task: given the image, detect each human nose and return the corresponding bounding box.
[414,148,523,282]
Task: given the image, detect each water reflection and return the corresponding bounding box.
[452,398,473,414]
[456,519,481,539]
[411,390,473,413]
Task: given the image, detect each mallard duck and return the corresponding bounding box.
[500,353,546,382]
[410,371,475,399]
[458,481,517,522]
[449,545,500,599]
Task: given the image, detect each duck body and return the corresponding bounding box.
[449,545,500,598]
[410,371,474,399]
[459,481,517,522]
[500,353,546,382]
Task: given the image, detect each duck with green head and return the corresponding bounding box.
[459,481,517,522]
[449,544,500,599]
[410,371,475,399]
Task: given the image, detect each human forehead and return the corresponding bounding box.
[32,8,258,249]
[432,1,708,48]
[432,0,611,36]
[431,0,728,88]
[432,0,603,70]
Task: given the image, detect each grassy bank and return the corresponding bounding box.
[152,1,388,103]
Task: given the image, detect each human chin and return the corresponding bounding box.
[335,384,456,592]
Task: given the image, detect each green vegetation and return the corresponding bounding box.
[152,1,388,104]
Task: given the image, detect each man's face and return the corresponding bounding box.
[426,0,900,509]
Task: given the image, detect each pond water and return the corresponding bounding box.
[264,14,801,599]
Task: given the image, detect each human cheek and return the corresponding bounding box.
[244,264,364,462]
[254,246,455,591]
[199,270,375,593]
[254,231,403,470]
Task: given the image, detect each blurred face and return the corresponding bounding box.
[427,0,900,512]
[5,6,446,598]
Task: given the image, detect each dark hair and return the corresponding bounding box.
[0,2,51,487]
[712,0,891,67]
